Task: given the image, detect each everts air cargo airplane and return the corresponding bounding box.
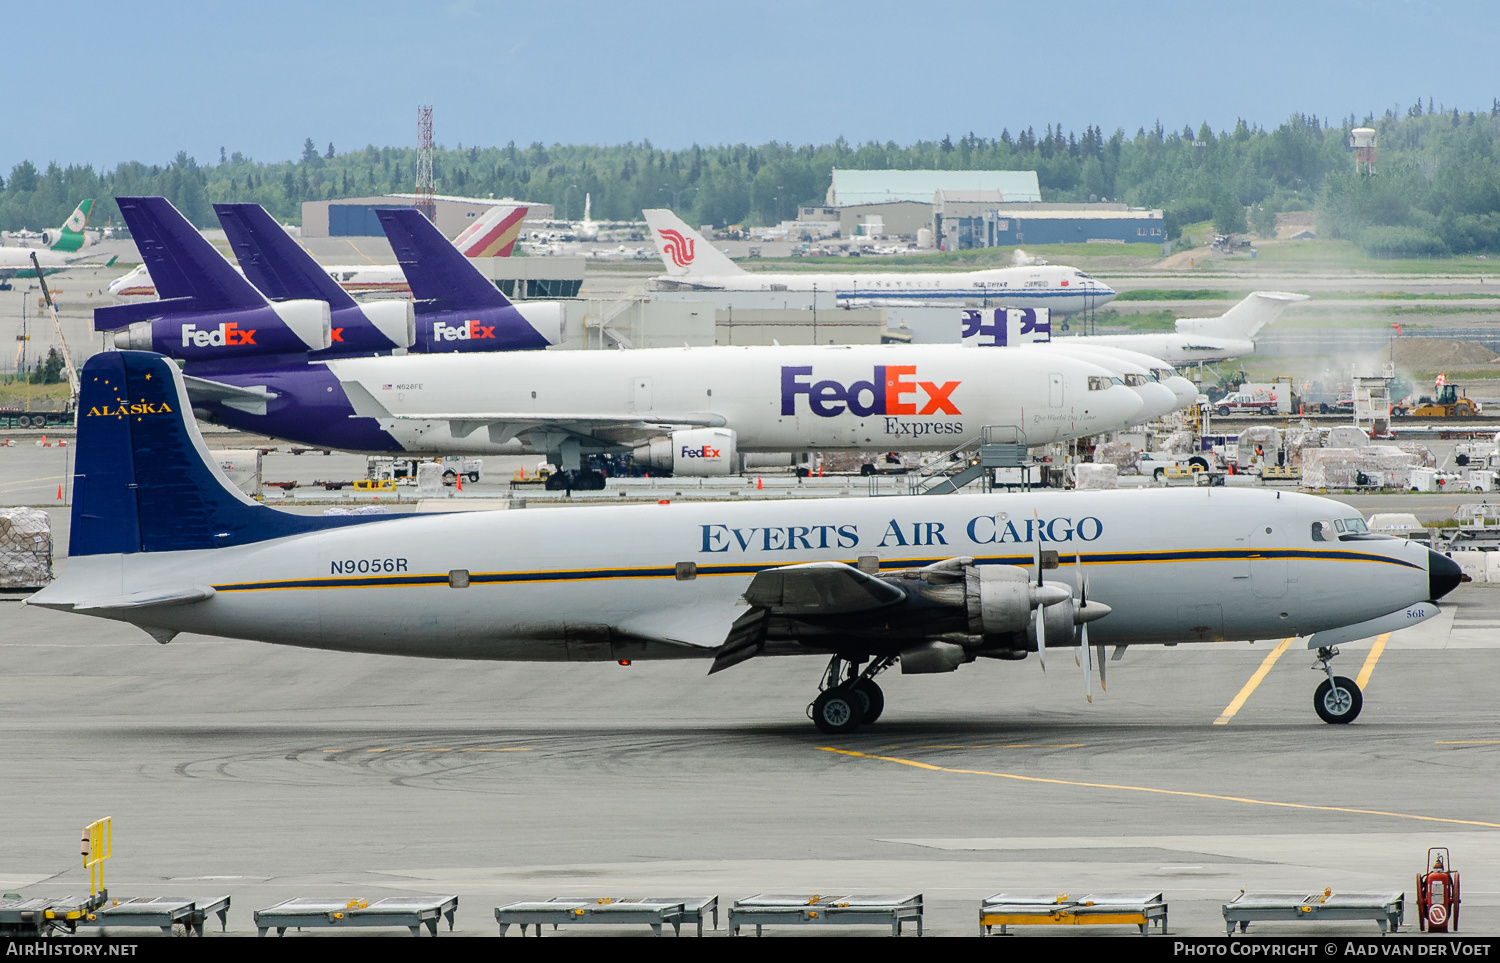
[643,209,1116,316]
[30,352,1464,732]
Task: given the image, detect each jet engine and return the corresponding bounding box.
[633,428,737,476]
[112,299,332,359]
[515,301,566,346]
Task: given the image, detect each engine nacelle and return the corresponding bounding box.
[112,299,331,360]
[359,299,416,350]
[516,301,566,346]
[633,428,737,476]
[965,564,1035,635]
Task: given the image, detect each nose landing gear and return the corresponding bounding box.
[808,654,895,734]
[1312,645,1363,724]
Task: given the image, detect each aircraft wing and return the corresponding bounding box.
[709,562,905,674]
[339,377,725,446]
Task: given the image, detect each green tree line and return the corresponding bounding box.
[4,99,1499,257]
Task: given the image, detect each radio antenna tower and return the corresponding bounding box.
[415,105,436,222]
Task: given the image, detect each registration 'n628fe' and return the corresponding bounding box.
[331,558,409,574]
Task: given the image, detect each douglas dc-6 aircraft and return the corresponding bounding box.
[643,209,1116,316]
[30,351,1464,732]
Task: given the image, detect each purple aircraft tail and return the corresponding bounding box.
[377,208,512,314]
[215,203,357,309]
[96,197,267,330]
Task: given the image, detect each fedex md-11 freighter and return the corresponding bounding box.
[644,209,1115,316]
[30,351,1464,733]
[183,343,1145,489]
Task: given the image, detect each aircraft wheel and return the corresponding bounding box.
[851,679,885,725]
[1153,468,1166,483]
[1314,676,1363,724]
[544,473,567,491]
[580,470,606,490]
[811,687,864,735]
[860,464,876,476]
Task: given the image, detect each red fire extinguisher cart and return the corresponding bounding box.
[1417,847,1460,932]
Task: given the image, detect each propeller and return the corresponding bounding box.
[1033,538,1046,671]
[1075,553,1114,702]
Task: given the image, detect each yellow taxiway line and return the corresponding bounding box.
[1355,633,1391,690]
[821,748,1500,829]
[1213,639,1292,725]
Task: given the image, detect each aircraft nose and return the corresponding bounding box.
[1429,550,1467,601]
[1093,281,1117,306]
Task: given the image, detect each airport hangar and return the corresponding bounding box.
[299,193,555,240]
[796,169,1165,250]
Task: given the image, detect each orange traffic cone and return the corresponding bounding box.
[56,484,63,500]
[457,473,463,491]
[756,476,763,490]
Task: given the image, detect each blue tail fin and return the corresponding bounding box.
[215,202,358,309]
[71,351,392,557]
[96,197,271,331]
[377,208,512,313]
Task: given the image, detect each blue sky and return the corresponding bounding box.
[9,0,1498,174]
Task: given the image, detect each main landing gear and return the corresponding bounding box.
[544,470,606,491]
[809,655,895,735]
[1312,645,1363,724]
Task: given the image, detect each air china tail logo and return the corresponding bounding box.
[86,400,173,418]
[659,228,695,267]
[434,319,495,342]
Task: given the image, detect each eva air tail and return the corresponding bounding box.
[46,200,95,252]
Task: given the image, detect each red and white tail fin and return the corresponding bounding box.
[641,209,743,277]
[453,203,529,257]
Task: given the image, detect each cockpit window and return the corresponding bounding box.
[1311,521,1329,542]
[1088,376,1109,391]
[1344,517,1369,534]
[1333,519,1346,533]
[1123,373,1148,386]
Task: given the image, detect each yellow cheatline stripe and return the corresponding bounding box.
[1355,633,1390,690]
[1213,638,1293,725]
[821,748,1500,829]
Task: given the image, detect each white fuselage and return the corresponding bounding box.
[33,489,1436,661]
[328,343,1144,455]
[1072,331,1256,365]
[652,265,1115,316]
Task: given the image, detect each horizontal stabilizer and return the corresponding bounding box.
[74,585,216,612]
[94,297,197,330]
[181,375,279,416]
